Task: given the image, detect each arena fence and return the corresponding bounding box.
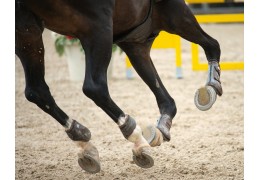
[191,13,244,70]
[187,0,244,70]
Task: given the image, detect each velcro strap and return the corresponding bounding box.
[156,114,172,141]
[119,115,137,139]
[206,61,223,96]
[65,120,91,142]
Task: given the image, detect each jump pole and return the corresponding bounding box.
[191,13,244,70]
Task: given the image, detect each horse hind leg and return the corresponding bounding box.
[119,41,177,146]
[163,0,223,110]
[15,7,100,173]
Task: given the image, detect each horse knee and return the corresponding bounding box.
[24,85,55,110]
[82,83,109,104]
[82,85,97,100]
[25,87,39,103]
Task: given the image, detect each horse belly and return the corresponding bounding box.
[112,0,150,36]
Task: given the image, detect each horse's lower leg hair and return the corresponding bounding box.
[118,115,150,153]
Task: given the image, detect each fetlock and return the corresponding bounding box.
[66,120,91,142]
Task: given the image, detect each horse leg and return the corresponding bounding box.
[15,7,100,173]
[118,40,177,146]
[158,0,223,110]
[79,8,153,168]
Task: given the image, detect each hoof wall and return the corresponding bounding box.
[78,153,101,174]
[142,125,163,147]
[77,143,101,174]
[194,86,217,111]
[132,147,154,168]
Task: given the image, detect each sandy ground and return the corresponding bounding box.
[15,23,244,180]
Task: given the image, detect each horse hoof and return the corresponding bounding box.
[142,125,163,147]
[132,147,154,168]
[78,153,101,174]
[77,143,101,174]
[194,86,217,111]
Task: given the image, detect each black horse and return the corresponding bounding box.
[15,0,223,173]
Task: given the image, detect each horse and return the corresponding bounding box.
[15,0,223,173]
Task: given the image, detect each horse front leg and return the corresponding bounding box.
[194,61,222,111]
[118,115,154,168]
[15,7,100,174]
[119,41,177,146]
[79,18,154,169]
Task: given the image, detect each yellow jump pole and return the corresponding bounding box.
[191,13,244,71]
[195,14,244,23]
[125,32,183,79]
[175,36,183,78]
[191,43,244,70]
[125,56,134,79]
[191,43,207,70]
[152,32,183,78]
